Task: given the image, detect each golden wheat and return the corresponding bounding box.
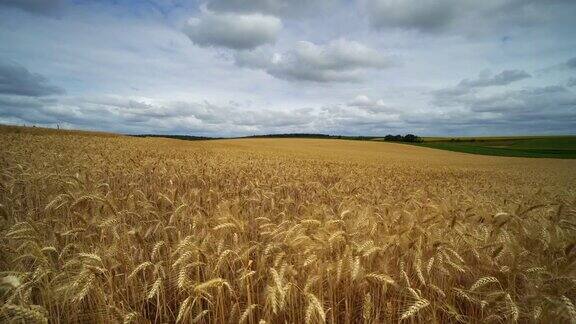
[0,126,575,323]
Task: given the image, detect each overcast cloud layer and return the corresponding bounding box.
[0,0,575,136]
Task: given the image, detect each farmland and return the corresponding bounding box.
[1,126,576,323]
[415,136,576,159]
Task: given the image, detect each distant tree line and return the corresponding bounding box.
[245,133,378,141]
[246,133,336,139]
[132,133,423,143]
[133,134,219,141]
[383,134,423,143]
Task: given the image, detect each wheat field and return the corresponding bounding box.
[1,126,575,323]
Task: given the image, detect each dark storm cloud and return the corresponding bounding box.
[205,0,336,17]
[0,61,64,97]
[363,0,576,34]
[458,70,531,88]
[0,0,63,15]
[565,57,576,69]
[363,0,457,32]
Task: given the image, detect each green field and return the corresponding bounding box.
[414,136,576,158]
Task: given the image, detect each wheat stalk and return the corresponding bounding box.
[2,304,48,324]
[239,304,258,323]
[400,298,429,321]
[305,293,325,324]
[470,276,500,291]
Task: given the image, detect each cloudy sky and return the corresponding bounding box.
[0,0,575,136]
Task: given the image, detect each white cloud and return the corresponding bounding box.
[433,69,532,106]
[348,95,375,107]
[183,11,282,50]
[2,81,575,137]
[347,95,395,113]
[0,94,318,136]
[235,39,392,82]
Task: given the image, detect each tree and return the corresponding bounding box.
[383,134,422,143]
[403,134,422,143]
